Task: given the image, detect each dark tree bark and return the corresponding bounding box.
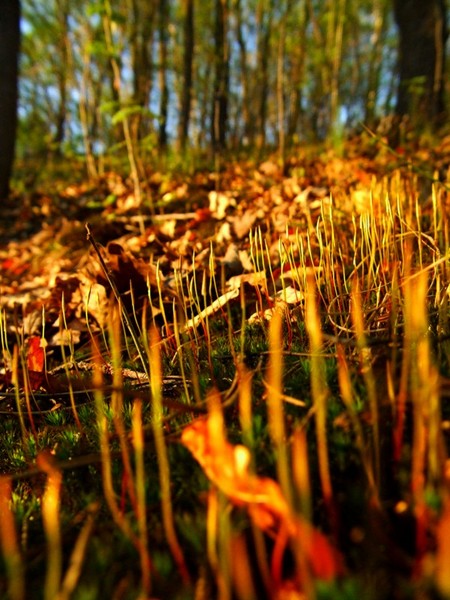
[393,0,447,129]
[131,0,155,110]
[177,0,194,150]
[53,0,69,153]
[235,0,251,145]
[211,0,229,153]
[0,0,20,199]
[158,0,169,150]
[255,0,273,151]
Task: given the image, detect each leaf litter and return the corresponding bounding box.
[0,140,450,597]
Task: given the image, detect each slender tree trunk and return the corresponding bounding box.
[255,0,273,151]
[287,1,307,141]
[53,0,70,154]
[393,0,447,129]
[328,0,346,134]
[211,0,229,153]
[178,0,194,150]
[158,0,169,150]
[0,0,20,199]
[235,0,251,146]
[79,24,99,180]
[364,0,389,126]
[277,9,287,163]
[130,0,155,139]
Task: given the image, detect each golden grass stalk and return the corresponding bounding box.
[403,269,444,558]
[205,388,235,598]
[58,301,82,429]
[0,476,25,600]
[435,497,450,596]
[11,346,27,443]
[237,362,254,450]
[38,450,63,600]
[57,503,99,600]
[291,428,315,600]
[305,272,333,517]
[229,533,256,600]
[350,276,380,488]
[292,427,312,522]
[171,300,202,405]
[131,399,152,596]
[94,308,154,595]
[207,486,232,600]
[148,325,191,585]
[92,338,140,549]
[109,306,138,513]
[266,305,292,505]
[336,345,379,502]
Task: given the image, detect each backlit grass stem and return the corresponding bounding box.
[57,503,99,600]
[11,346,27,443]
[404,270,444,557]
[305,272,333,517]
[109,308,138,513]
[132,399,152,596]
[336,345,379,503]
[39,451,63,600]
[149,325,191,585]
[267,306,292,506]
[0,476,25,600]
[92,340,140,550]
[351,276,380,488]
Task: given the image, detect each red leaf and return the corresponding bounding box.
[26,336,45,373]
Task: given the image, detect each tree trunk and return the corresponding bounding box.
[255,0,273,151]
[130,0,155,139]
[235,0,251,146]
[0,0,20,199]
[364,0,389,126]
[158,0,169,150]
[286,1,307,142]
[211,0,229,153]
[53,0,70,154]
[178,0,194,150]
[393,0,447,129]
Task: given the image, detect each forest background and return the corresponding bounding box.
[0,0,448,199]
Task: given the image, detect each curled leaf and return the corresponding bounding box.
[181,416,342,581]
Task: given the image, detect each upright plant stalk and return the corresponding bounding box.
[92,341,140,551]
[108,307,138,515]
[148,326,190,585]
[132,400,152,596]
[11,346,27,443]
[305,273,333,519]
[351,276,380,489]
[0,477,24,600]
[267,306,292,505]
[39,452,63,600]
[404,270,443,559]
[57,503,99,600]
[336,345,379,501]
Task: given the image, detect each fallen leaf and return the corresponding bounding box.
[181,415,342,582]
[26,336,45,373]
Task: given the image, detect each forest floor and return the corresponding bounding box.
[1,134,450,599]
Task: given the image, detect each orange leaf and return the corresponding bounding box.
[181,416,342,581]
[26,336,44,373]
